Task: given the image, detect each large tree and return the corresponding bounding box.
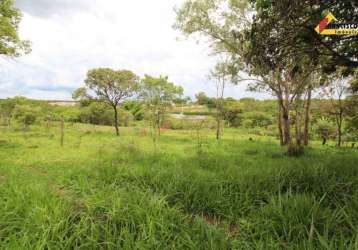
[0,0,30,57]
[249,0,358,74]
[77,68,139,136]
[175,0,358,155]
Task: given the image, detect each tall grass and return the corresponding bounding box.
[0,125,357,249]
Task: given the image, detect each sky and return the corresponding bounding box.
[0,0,270,100]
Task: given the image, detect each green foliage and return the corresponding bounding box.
[0,98,16,124]
[123,101,144,121]
[164,117,216,130]
[141,75,183,138]
[1,125,358,248]
[223,101,242,127]
[13,105,39,128]
[195,92,215,107]
[78,102,113,125]
[242,111,273,128]
[72,87,91,107]
[173,96,192,105]
[79,68,140,135]
[315,118,335,140]
[141,75,183,108]
[0,0,31,57]
[251,1,358,73]
[83,68,139,105]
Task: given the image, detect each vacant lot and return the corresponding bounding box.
[0,125,358,249]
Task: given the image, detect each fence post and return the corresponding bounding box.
[61,115,64,147]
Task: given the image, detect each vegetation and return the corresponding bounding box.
[74,68,140,136]
[140,75,183,141]
[0,122,358,249]
[174,0,358,155]
[1,0,358,249]
[0,0,30,57]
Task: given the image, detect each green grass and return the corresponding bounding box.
[0,124,358,249]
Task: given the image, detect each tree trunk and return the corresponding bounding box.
[281,105,291,146]
[295,107,302,147]
[216,101,220,140]
[337,113,342,147]
[216,119,220,140]
[303,87,312,146]
[113,105,119,136]
[294,94,303,147]
[157,112,161,137]
[278,102,284,146]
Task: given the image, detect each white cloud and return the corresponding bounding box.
[0,0,269,100]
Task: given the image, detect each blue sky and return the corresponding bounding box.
[0,0,271,100]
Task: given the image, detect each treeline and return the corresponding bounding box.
[1,91,357,148]
[188,92,358,146]
[0,97,144,129]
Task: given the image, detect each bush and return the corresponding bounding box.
[242,111,273,128]
[123,101,145,121]
[13,105,40,129]
[315,118,335,143]
[242,119,253,128]
[118,109,134,127]
[77,102,113,126]
[163,117,216,130]
[223,102,242,127]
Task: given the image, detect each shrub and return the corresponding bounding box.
[123,101,145,121]
[163,117,216,130]
[315,118,335,144]
[13,105,40,129]
[223,103,242,127]
[243,111,273,128]
[242,119,254,128]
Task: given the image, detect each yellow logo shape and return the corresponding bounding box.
[315,12,358,36]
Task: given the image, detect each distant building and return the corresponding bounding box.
[0,98,79,106]
[47,100,78,106]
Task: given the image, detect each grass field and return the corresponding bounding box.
[0,124,358,249]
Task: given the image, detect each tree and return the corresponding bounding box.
[315,118,335,146]
[175,0,346,155]
[72,87,92,107]
[341,69,358,147]
[320,67,349,147]
[141,75,183,141]
[0,0,31,57]
[0,98,16,127]
[77,68,139,136]
[210,56,237,140]
[250,1,358,74]
[223,100,242,128]
[195,92,210,105]
[175,0,305,154]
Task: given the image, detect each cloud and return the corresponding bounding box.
[1,0,269,100]
[14,0,92,18]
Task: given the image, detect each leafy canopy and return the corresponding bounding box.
[0,0,31,57]
[141,75,183,109]
[84,68,139,107]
